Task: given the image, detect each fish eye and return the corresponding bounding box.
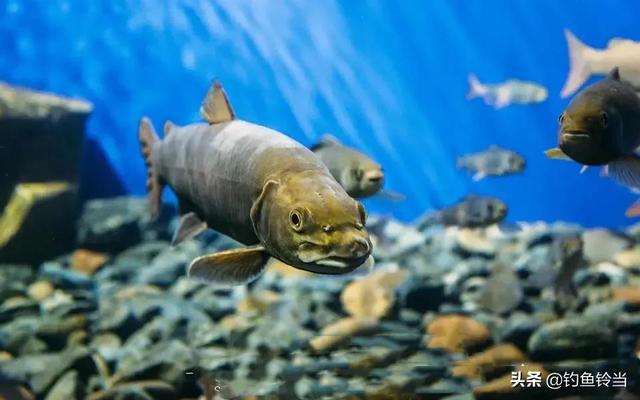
[601,112,609,128]
[356,202,367,225]
[558,112,565,125]
[289,209,305,232]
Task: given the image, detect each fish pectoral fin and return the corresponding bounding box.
[187,245,269,285]
[200,80,236,124]
[171,212,208,246]
[607,156,640,190]
[544,147,573,161]
[377,190,406,201]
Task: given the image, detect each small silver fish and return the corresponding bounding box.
[457,145,526,181]
[467,74,548,109]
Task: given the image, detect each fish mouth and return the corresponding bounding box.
[315,255,366,268]
[561,130,590,141]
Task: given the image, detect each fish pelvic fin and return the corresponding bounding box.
[201,80,236,124]
[138,117,164,219]
[187,245,269,285]
[466,74,486,99]
[607,156,640,190]
[171,212,208,246]
[544,147,573,161]
[561,29,595,98]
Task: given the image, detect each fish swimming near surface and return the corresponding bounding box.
[457,145,526,181]
[561,29,640,98]
[467,74,548,109]
[310,135,405,200]
[138,81,374,285]
[545,67,640,191]
[416,194,508,229]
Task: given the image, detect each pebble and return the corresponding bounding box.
[70,249,107,275]
[27,280,54,300]
[425,315,491,353]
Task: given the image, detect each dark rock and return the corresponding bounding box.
[0,183,77,264]
[0,346,93,395]
[44,370,78,400]
[40,262,93,290]
[89,333,122,362]
[0,297,39,323]
[76,197,143,252]
[37,314,88,350]
[415,378,472,398]
[498,314,541,350]
[112,339,196,388]
[396,278,445,313]
[135,242,201,287]
[86,380,176,400]
[77,197,155,253]
[528,318,616,361]
[0,316,40,354]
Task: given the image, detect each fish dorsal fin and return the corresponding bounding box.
[200,81,236,124]
[187,245,270,285]
[164,120,174,136]
[608,67,621,81]
[310,134,341,151]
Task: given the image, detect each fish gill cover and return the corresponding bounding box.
[1,0,639,226]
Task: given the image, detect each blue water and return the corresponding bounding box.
[2,0,639,227]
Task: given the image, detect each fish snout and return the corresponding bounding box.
[364,170,384,184]
[348,236,371,258]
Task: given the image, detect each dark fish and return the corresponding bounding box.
[310,135,405,200]
[546,67,640,189]
[550,235,584,311]
[457,145,526,181]
[416,194,507,229]
[138,82,373,285]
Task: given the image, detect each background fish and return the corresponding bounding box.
[310,135,405,200]
[550,235,585,312]
[416,194,507,229]
[561,29,640,98]
[457,145,526,181]
[467,74,548,109]
[546,67,640,191]
[139,82,373,285]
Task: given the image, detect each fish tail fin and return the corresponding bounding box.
[138,117,164,219]
[466,74,485,99]
[561,29,595,98]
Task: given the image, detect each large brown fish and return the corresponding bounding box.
[138,82,373,284]
[546,67,640,189]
